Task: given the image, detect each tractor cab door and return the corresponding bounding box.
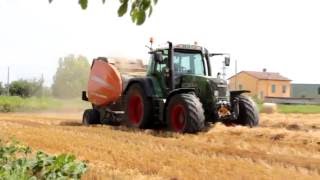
[155,59,169,92]
[148,51,170,96]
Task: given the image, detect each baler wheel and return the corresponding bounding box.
[82,109,100,125]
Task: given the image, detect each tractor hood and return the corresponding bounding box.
[208,78,227,86]
[177,75,228,98]
[208,78,228,98]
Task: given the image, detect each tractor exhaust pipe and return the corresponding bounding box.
[167,41,174,91]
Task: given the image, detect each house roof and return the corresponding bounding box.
[229,71,291,81]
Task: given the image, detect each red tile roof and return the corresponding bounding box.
[229,71,291,81]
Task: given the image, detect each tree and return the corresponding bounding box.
[52,55,90,98]
[48,0,158,25]
[0,82,4,95]
[9,79,44,98]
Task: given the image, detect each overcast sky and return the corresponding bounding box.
[0,0,319,86]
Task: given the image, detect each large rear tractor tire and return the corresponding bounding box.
[234,95,259,127]
[166,93,205,133]
[83,109,100,125]
[124,84,152,129]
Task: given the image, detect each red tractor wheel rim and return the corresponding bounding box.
[128,95,143,124]
[171,104,185,132]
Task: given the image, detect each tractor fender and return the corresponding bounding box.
[162,88,196,122]
[166,88,196,102]
[230,90,250,98]
[123,78,155,98]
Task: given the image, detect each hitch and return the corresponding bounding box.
[82,91,88,101]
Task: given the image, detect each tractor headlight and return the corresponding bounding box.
[226,90,230,97]
[214,90,219,97]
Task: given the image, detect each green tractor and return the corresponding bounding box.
[82,42,259,133]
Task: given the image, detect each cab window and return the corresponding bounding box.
[173,51,205,75]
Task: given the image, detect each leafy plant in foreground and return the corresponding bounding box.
[0,140,87,179]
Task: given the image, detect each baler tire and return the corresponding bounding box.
[82,109,100,125]
[166,93,205,133]
[124,83,152,129]
[235,95,259,127]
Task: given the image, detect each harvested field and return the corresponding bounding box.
[0,113,320,179]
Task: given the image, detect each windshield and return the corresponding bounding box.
[173,51,205,76]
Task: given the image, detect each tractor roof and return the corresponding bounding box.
[154,44,205,52]
[174,44,203,51]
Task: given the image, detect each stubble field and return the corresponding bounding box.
[0,112,319,179]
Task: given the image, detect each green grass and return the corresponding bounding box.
[0,96,90,112]
[277,104,320,114]
[252,98,320,114]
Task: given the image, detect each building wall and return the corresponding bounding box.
[229,72,291,99]
[229,73,258,97]
[256,80,268,99]
[257,80,291,98]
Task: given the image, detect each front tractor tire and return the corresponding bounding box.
[234,95,259,127]
[124,84,152,129]
[166,93,205,133]
[83,109,100,125]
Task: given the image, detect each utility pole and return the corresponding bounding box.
[234,60,238,90]
[6,66,10,95]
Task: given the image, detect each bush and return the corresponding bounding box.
[0,82,5,95]
[0,140,87,179]
[9,79,44,98]
[0,96,24,112]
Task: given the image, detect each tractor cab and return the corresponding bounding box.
[147,44,207,93]
[147,43,230,97]
[148,44,208,75]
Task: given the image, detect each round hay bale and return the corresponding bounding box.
[261,103,277,114]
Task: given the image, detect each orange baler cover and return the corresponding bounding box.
[87,60,122,106]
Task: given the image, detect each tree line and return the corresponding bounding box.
[0,55,90,99]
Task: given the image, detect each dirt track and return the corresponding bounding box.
[0,113,320,180]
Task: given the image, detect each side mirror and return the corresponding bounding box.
[224,56,230,66]
[154,52,163,63]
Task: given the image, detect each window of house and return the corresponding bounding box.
[318,86,320,95]
[282,85,286,94]
[272,84,276,93]
[239,84,243,90]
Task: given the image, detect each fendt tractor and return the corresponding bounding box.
[82,41,259,133]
